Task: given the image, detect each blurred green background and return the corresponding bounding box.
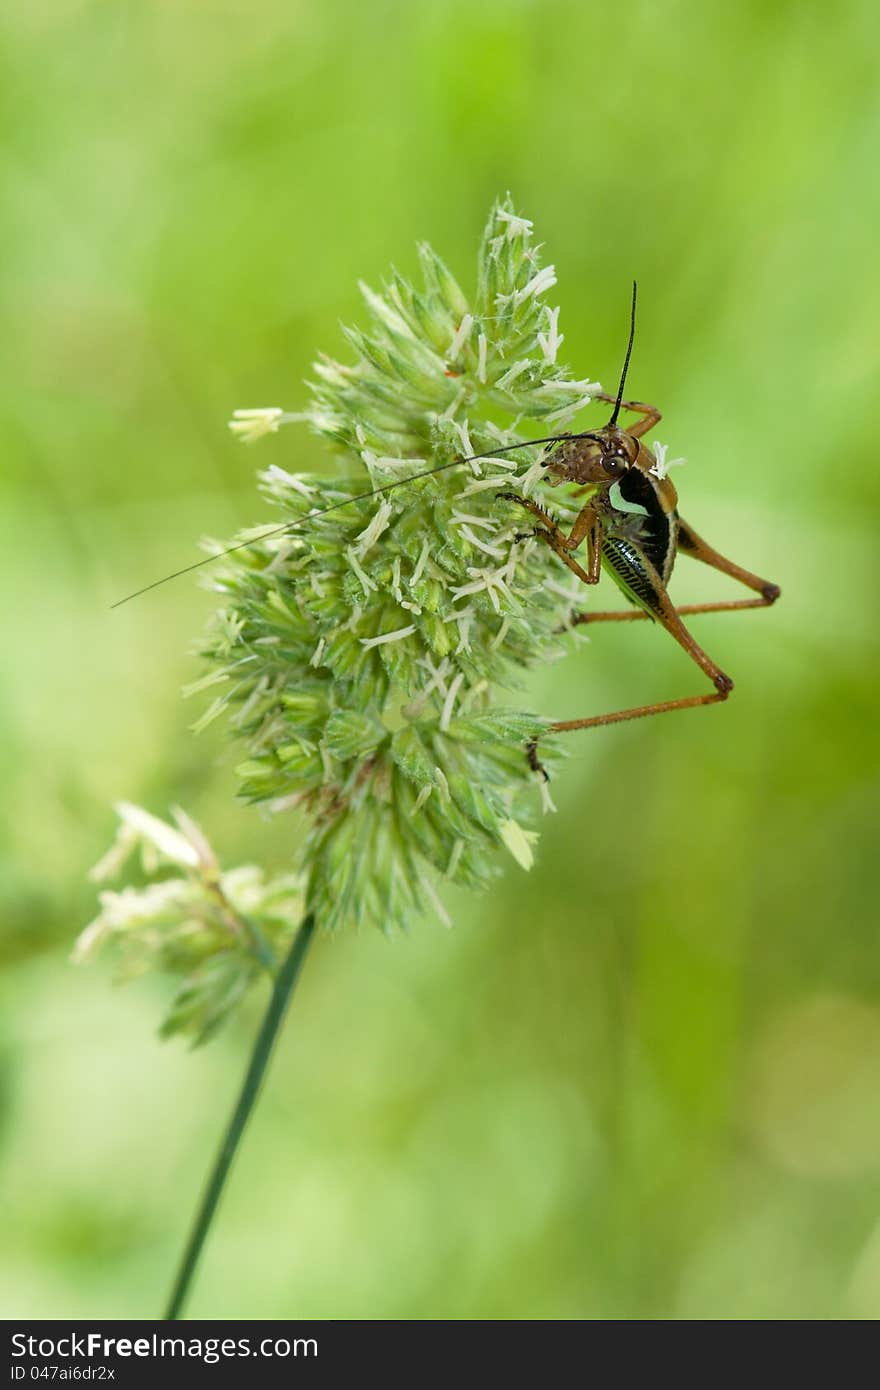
[2,0,879,1320]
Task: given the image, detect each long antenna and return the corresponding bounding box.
[607,280,638,427]
[113,282,641,610]
[110,433,590,608]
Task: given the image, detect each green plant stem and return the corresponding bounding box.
[164,913,316,1320]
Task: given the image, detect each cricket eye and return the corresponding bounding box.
[601,453,625,474]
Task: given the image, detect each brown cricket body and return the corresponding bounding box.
[496,281,781,777]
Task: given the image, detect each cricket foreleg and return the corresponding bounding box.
[499,493,600,586]
[497,491,558,533]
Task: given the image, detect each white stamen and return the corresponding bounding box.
[346,548,378,595]
[359,624,416,650]
[496,209,534,237]
[460,472,517,497]
[353,499,393,557]
[457,424,474,459]
[522,265,557,301]
[540,780,557,815]
[309,638,326,668]
[231,522,291,546]
[113,802,200,869]
[314,359,353,387]
[308,409,344,435]
[511,459,546,498]
[358,280,417,341]
[648,441,687,480]
[262,464,317,496]
[228,407,283,442]
[477,332,488,383]
[454,614,472,654]
[649,442,668,479]
[448,313,473,361]
[266,540,296,573]
[451,564,517,612]
[543,394,597,423]
[537,306,564,364]
[369,455,426,473]
[495,359,531,391]
[402,656,452,720]
[439,671,465,732]
[232,673,271,729]
[502,544,523,583]
[452,575,497,605]
[497,265,557,309]
[544,576,584,601]
[87,824,139,885]
[446,839,465,878]
[534,376,602,396]
[439,384,466,420]
[460,457,519,483]
[190,695,229,734]
[228,407,308,444]
[490,616,511,650]
[460,678,489,711]
[499,818,537,871]
[453,420,477,473]
[182,668,230,699]
[411,539,430,585]
[417,654,451,697]
[420,875,452,929]
[414,785,432,812]
[458,524,505,558]
[433,766,450,800]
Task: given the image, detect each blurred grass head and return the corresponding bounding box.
[78,200,614,1033]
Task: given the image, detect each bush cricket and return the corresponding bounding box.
[113,283,780,776]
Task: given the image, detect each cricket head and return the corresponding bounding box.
[544,424,639,487]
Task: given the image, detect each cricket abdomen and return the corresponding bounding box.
[600,534,670,620]
[613,466,678,584]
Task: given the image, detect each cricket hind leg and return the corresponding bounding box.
[676,517,780,603]
[529,584,734,779]
[525,519,778,778]
[565,517,781,627]
[567,596,774,627]
[526,680,732,782]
